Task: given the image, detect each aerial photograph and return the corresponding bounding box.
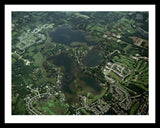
[12,11,149,115]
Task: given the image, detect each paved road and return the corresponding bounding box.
[109,50,120,56]
[27,93,48,115]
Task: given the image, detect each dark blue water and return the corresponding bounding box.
[47,53,102,103]
[47,53,75,93]
[49,25,96,46]
[82,48,103,67]
[80,76,102,92]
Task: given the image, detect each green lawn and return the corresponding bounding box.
[34,97,67,115]
[123,44,132,52]
[70,41,87,47]
[133,82,148,91]
[112,54,135,69]
[130,101,140,115]
[108,71,122,81]
[86,87,108,104]
[117,83,137,95]
[80,108,90,115]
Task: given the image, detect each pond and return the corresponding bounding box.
[47,53,103,104]
[47,53,74,73]
[82,48,104,67]
[49,25,96,46]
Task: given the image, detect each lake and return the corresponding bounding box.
[47,53,103,104]
[82,48,103,67]
[49,25,96,46]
